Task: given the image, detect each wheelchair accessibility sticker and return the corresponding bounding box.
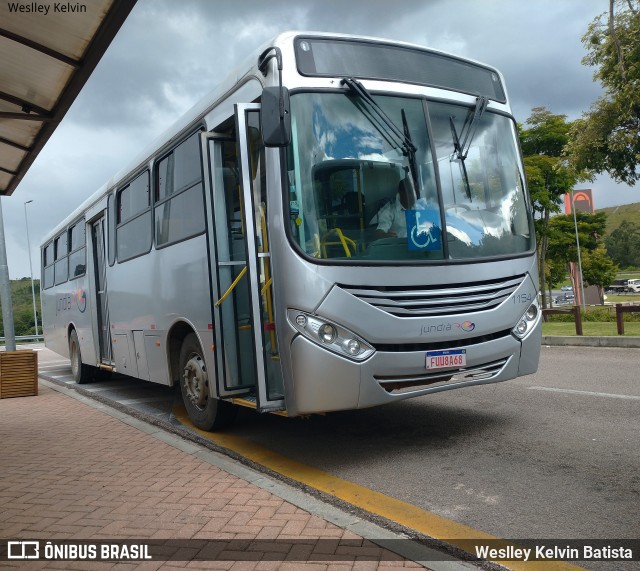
[405,209,441,251]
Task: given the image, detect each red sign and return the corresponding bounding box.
[564,189,594,214]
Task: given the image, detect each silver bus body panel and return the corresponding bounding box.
[270,235,540,416]
[41,272,96,364]
[106,235,213,386]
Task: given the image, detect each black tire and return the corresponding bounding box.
[69,329,93,384]
[179,333,237,431]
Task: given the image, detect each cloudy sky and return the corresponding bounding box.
[3,0,638,279]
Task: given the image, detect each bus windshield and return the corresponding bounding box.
[286,92,533,262]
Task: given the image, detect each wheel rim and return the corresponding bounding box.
[182,353,209,410]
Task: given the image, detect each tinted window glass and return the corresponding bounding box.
[116,171,152,262]
[43,265,54,289]
[117,214,152,261]
[157,134,201,201]
[69,220,85,251]
[118,172,150,222]
[69,249,86,278]
[68,221,86,279]
[43,243,53,266]
[155,184,205,245]
[155,132,204,247]
[54,257,68,285]
[43,243,54,289]
[54,233,67,260]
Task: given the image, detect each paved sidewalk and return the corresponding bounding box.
[0,381,449,571]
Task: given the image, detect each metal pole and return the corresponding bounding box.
[0,196,16,351]
[24,200,39,336]
[571,190,587,311]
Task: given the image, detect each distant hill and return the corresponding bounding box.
[598,202,640,235]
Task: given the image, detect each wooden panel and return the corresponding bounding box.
[0,350,38,398]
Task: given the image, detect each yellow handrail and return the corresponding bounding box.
[214,266,247,307]
[260,207,277,352]
[321,228,356,258]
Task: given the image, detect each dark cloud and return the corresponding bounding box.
[5,0,636,280]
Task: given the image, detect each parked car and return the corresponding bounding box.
[560,285,573,292]
[555,293,575,305]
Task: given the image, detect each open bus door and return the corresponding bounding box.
[91,216,112,365]
[201,103,285,414]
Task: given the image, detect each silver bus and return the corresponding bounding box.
[41,31,541,430]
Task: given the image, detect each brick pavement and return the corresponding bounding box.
[0,383,431,570]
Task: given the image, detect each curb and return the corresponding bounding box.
[542,336,640,348]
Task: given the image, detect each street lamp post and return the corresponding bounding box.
[23,200,39,336]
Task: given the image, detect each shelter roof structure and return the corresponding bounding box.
[0,0,136,196]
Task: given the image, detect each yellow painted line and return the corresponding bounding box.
[173,404,585,571]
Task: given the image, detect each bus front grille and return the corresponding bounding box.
[375,358,508,394]
[340,274,525,317]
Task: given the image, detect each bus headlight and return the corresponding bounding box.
[318,323,337,343]
[512,297,541,340]
[288,309,375,362]
[344,338,361,355]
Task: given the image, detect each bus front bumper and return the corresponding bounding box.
[288,322,541,415]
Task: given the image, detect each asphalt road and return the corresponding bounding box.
[229,345,640,539]
[35,344,639,569]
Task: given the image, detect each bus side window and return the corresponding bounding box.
[154,131,205,247]
[116,171,152,262]
[42,242,55,289]
[54,232,68,285]
[68,219,86,279]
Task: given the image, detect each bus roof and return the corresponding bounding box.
[41,30,505,245]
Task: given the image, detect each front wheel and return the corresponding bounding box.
[69,329,93,384]
[179,333,237,431]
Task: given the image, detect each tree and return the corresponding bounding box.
[581,245,619,302]
[546,211,608,266]
[604,219,640,267]
[545,211,611,303]
[519,108,582,306]
[0,279,41,338]
[566,0,640,184]
[545,257,569,306]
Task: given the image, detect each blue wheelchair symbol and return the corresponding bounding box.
[405,209,441,251]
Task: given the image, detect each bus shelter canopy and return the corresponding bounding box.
[0,0,136,196]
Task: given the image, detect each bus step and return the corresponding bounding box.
[231,395,257,409]
[230,395,288,416]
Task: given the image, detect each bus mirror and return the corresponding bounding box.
[261,86,291,147]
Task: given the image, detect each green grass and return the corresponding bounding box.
[605,294,640,303]
[599,202,640,234]
[542,321,640,336]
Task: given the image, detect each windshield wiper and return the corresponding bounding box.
[453,96,488,161]
[341,77,420,196]
[449,116,472,201]
[449,95,489,201]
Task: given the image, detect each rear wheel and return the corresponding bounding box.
[179,333,237,431]
[69,329,93,384]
